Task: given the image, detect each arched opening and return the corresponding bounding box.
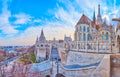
[55,73,65,77]
[45,75,50,77]
[117,36,120,52]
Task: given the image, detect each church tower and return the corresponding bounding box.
[97,4,102,25]
[39,29,46,43]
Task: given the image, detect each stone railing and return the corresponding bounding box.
[66,51,104,66]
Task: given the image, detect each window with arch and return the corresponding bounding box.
[79,33,82,41]
[106,32,109,40]
[87,34,90,41]
[87,27,90,32]
[102,32,104,40]
[83,33,86,41]
[83,26,86,32]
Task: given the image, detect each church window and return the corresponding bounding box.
[87,27,90,32]
[106,32,109,40]
[88,34,90,41]
[83,26,86,32]
[80,26,82,31]
[102,32,104,40]
[79,33,82,41]
[83,33,86,41]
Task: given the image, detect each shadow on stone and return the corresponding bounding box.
[55,73,65,77]
[45,75,50,77]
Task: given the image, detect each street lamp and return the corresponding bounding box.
[55,58,61,75]
[51,58,54,76]
[98,41,99,53]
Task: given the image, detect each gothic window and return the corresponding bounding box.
[83,33,86,41]
[83,26,86,32]
[106,32,109,40]
[87,34,90,41]
[87,27,90,32]
[80,26,82,31]
[79,33,82,41]
[102,32,104,40]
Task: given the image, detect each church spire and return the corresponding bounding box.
[39,29,46,43]
[41,29,44,36]
[98,4,100,16]
[97,4,102,25]
[93,9,96,24]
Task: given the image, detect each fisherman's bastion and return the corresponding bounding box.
[34,4,120,77]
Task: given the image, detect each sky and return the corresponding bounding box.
[0,0,120,46]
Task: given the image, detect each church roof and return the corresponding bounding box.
[76,14,92,25]
[96,24,100,30]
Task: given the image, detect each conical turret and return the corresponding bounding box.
[39,29,46,43]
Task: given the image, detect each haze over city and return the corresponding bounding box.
[0,0,119,46]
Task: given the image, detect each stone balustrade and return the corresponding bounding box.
[66,51,104,66]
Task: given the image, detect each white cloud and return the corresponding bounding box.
[33,19,41,23]
[102,14,110,24]
[1,26,18,34]
[0,0,18,35]
[1,0,120,46]
[14,13,32,24]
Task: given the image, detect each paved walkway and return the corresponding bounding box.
[50,47,60,61]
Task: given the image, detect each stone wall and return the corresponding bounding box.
[66,51,104,65]
[90,55,110,77]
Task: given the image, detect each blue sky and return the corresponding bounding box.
[0,0,120,46]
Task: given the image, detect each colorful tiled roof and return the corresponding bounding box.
[96,24,100,30]
[0,50,4,53]
[76,14,91,25]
